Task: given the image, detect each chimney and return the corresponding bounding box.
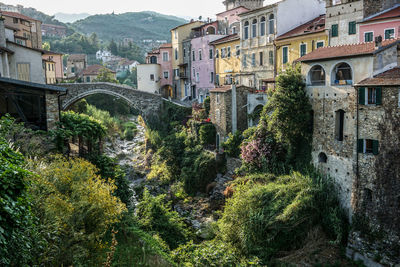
[375,35,383,49]
[0,13,6,47]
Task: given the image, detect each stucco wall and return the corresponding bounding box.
[215,38,241,85]
[137,64,161,94]
[360,20,400,42]
[159,47,173,87]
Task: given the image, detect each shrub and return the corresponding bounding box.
[136,189,189,250]
[147,161,174,185]
[199,123,216,146]
[181,151,217,195]
[203,96,211,117]
[222,131,243,158]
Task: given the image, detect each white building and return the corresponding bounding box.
[95,50,112,62]
[137,64,161,94]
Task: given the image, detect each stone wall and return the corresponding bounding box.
[45,92,60,130]
[210,89,231,143]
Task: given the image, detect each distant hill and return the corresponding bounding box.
[20,6,66,26]
[71,11,187,42]
[54,13,91,23]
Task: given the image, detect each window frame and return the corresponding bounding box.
[260,17,266,36]
[309,65,326,86]
[227,46,231,58]
[316,41,324,49]
[199,49,202,60]
[331,24,339,37]
[244,21,249,40]
[282,46,289,64]
[384,28,395,40]
[162,52,169,62]
[300,43,307,57]
[252,19,258,38]
[251,53,256,67]
[348,21,356,35]
[163,71,169,79]
[364,31,374,42]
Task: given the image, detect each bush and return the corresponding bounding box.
[136,189,190,250]
[203,96,211,117]
[181,151,217,195]
[222,131,243,158]
[147,161,174,185]
[218,171,347,263]
[199,123,216,146]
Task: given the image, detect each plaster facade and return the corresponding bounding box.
[137,63,161,94]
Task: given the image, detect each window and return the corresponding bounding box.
[71,67,75,73]
[331,24,339,37]
[175,48,178,60]
[358,139,379,155]
[216,93,220,104]
[309,65,325,86]
[150,74,155,81]
[192,50,196,61]
[17,63,30,82]
[86,76,90,82]
[333,63,352,85]
[244,21,249,39]
[358,87,382,105]
[252,19,257,38]
[282,47,288,64]
[318,152,327,163]
[13,18,18,24]
[221,48,226,58]
[259,52,263,66]
[209,49,213,59]
[174,69,179,77]
[163,52,169,62]
[243,54,247,67]
[335,109,345,141]
[150,56,157,64]
[183,48,186,58]
[349,21,356,35]
[269,14,275,34]
[269,51,274,65]
[385,28,395,39]
[316,41,324,49]
[364,32,373,42]
[216,74,220,86]
[210,72,214,83]
[52,64,54,71]
[236,45,240,57]
[199,49,202,60]
[260,17,266,36]
[232,26,237,34]
[164,71,169,79]
[215,49,219,58]
[251,53,256,66]
[227,47,231,58]
[300,43,307,57]
[196,72,200,82]
[193,68,196,78]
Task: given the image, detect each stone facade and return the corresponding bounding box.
[45,92,60,130]
[59,83,163,121]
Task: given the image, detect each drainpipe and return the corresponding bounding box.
[355,85,360,212]
[232,84,237,134]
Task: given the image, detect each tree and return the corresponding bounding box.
[108,39,118,55]
[42,41,51,51]
[94,67,119,83]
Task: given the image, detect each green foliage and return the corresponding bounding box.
[42,41,51,51]
[218,170,348,264]
[222,131,243,158]
[203,96,211,117]
[46,32,100,55]
[27,157,126,266]
[172,239,261,266]
[181,151,217,195]
[199,124,216,146]
[94,67,119,83]
[136,189,189,250]
[262,64,312,165]
[84,94,139,117]
[147,161,174,185]
[0,138,38,266]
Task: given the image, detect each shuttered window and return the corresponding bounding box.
[282,47,288,64]
[17,63,30,82]
[331,24,339,37]
[358,139,379,155]
[358,87,382,105]
[349,21,356,35]
[300,43,307,57]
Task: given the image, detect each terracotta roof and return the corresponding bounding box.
[68,54,86,61]
[298,38,400,62]
[82,65,115,76]
[209,34,239,45]
[160,43,172,48]
[356,67,400,86]
[1,11,39,22]
[210,85,232,93]
[362,5,400,23]
[276,15,326,40]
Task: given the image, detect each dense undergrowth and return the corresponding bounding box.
[1,65,356,266]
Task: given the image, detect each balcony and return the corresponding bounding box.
[180,72,188,79]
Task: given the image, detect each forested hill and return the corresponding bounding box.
[71,11,187,42]
[20,7,66,26]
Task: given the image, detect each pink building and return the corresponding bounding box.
[359,5,400,43]
[191,34,225,102]
[146,43,173,97]
[216,6,250,35]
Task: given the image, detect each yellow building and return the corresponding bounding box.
[276,15,328,72]
[43,60,56,84]
[210,34,241,86]
[171,21,204,99]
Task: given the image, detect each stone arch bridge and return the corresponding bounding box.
[58,83,164,119]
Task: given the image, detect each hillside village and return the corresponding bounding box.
[1,0,400,266]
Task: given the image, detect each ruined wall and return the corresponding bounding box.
[45,92,60,131]
[210,90,232,144]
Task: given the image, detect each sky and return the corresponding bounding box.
[4,0,226,19]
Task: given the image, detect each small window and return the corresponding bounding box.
[269,51,274,65]
[259,52,263,66]
[309,65,325,86]
[215,49,219,58]
[86,76,90,82]
[252,19,257,38]
[385,28,395,39]
[364,32,373,42]
[269,14,275,34]
[71,67,75,73]
[192,50,196,61]
[335,109,345,141]
[163,52,169,62]
[357,139,379,155]
[209,49,213,59]
[150,74,155,81]
[359,87,382,105]
[227,47,231,58]
[244,21,249,40]
[349,21,356,35]
[365,139,373,154]
[300,43,307,57]
[236,45,240,57]
[332,24,339,37]
[260,17,266,36]
[175,48,178,60]
[164,71,169,79]
[251,53,256,66]
[216,93,220,104]
[210,72,214,83]
[199,49,202,60]
[282,47,288,64]
[196,72,200,82]
[221,48,226,58]
[318,152,327,163]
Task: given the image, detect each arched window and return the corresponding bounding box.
[206,26,216,35]
[244,21,249,40]
[335,109,345,141]
[269,14,275,34]
[309,65,326,86]
[333,63,352,85]
[252,19,258,38]
[260,17,266,36]
[318,152,327,163]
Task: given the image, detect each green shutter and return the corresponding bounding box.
[358,87,365,105]
[376,87,382,105]
[283,47,288,64]
[332,24,338,37]
[349,21,356,35]
[372,140,379,155]
[357,139,364,153]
